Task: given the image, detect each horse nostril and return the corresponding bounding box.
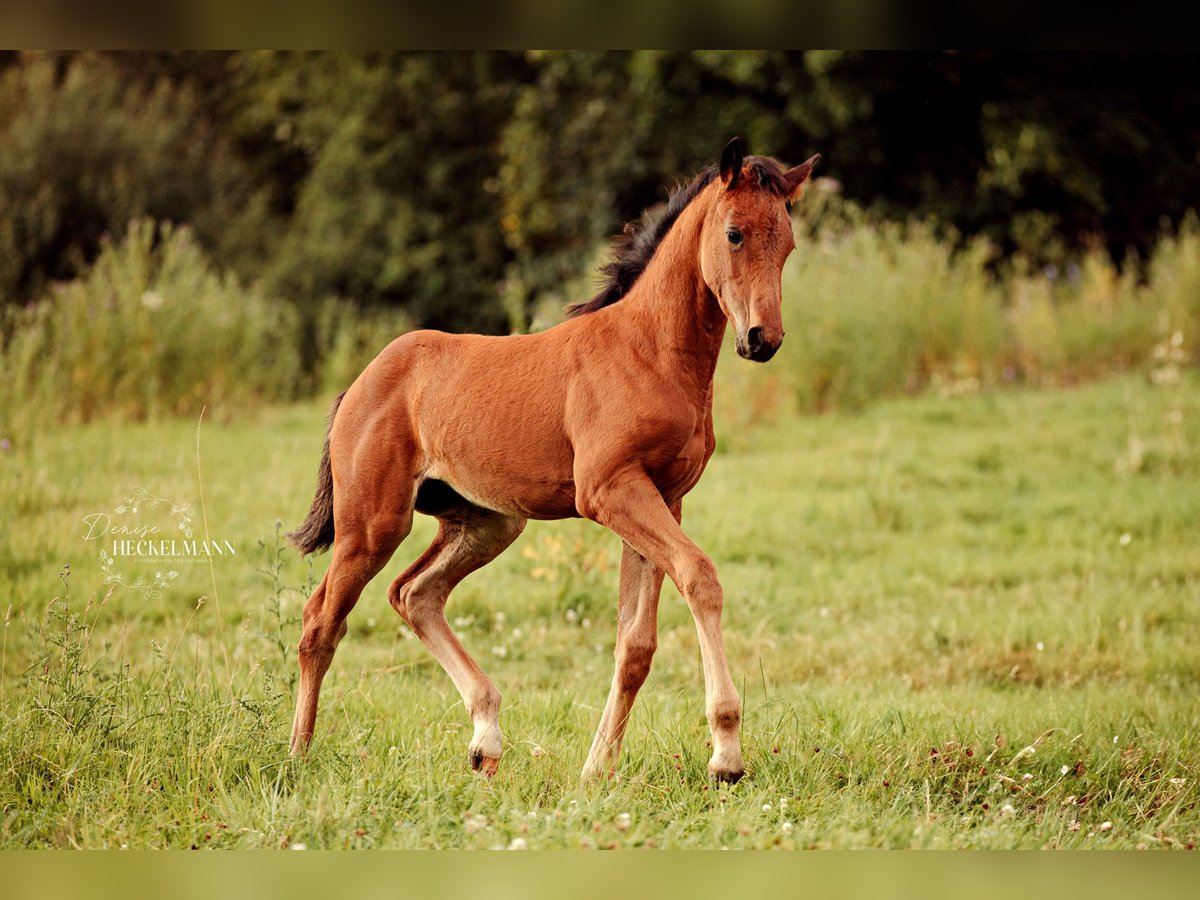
[747,326,764,353]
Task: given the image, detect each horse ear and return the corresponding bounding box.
[720,137,745,189]
[783,154,821,201]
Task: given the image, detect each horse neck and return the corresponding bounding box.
[620,186,726,392]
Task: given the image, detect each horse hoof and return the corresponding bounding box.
[580,763,614,784]
[469,750,501,778]
[710,766,745,784]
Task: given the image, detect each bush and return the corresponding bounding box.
[714,195,1198,429]
[0,220,304,431]
[0,53,267,307]
[780,215,1007,412]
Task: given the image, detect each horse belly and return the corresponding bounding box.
[421,414,579,520]
[424,461,578,520]
[405,334,580,520]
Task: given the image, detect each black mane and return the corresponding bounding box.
[566,157,790,318]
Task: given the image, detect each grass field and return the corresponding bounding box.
[0,370,1197,849]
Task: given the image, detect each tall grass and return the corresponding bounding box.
[775,201,1199,415]
[1,374,1196,847]
[0,220,412,436]
[2,208,1196,435]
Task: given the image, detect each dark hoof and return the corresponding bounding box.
[713,768,745,784]
[469,749,484,771]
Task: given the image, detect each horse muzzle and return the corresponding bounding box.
[736,326,781,363]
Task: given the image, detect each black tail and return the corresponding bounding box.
[287,391,346,555]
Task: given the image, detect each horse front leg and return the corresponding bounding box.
[579,475,743,783]
[581,537,669,780]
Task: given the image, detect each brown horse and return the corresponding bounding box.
[287,138,818,782]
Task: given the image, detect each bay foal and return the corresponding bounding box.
[288,138,819,782]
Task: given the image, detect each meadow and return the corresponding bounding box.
[1,363,1197,849]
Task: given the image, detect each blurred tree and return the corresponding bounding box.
[2,51,1196,333]
[0,52,267,306]
[231,51,531,333]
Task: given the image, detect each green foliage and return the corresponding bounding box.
[0,220,416,433]
[0,375,1196,847]
[235,51,527,333]
[0,220,305,429]
[711,200,1199,429]
[309,297,415,395]
[2,51,1198,338]
[0,53,267,306]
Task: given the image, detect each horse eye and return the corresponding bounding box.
[726,228,743,246]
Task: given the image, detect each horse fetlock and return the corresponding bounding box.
[708,700,742,735]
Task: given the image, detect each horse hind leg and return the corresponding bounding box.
[290,505,414,754]
[387,501,526,777]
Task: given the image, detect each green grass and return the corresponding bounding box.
[0,371,1197,848]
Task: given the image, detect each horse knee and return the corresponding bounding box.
[297,624,335,669]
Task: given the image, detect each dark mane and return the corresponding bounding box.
[566,156,791,318]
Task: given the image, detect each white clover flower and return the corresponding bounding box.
[615,813,631,832]
[508,837,528,850]
[1098,821,1113,832]
[290,842,307,850]
[781,822,794,834]
[999,804,1016,817]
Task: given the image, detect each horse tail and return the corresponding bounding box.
[287,390,346,555]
